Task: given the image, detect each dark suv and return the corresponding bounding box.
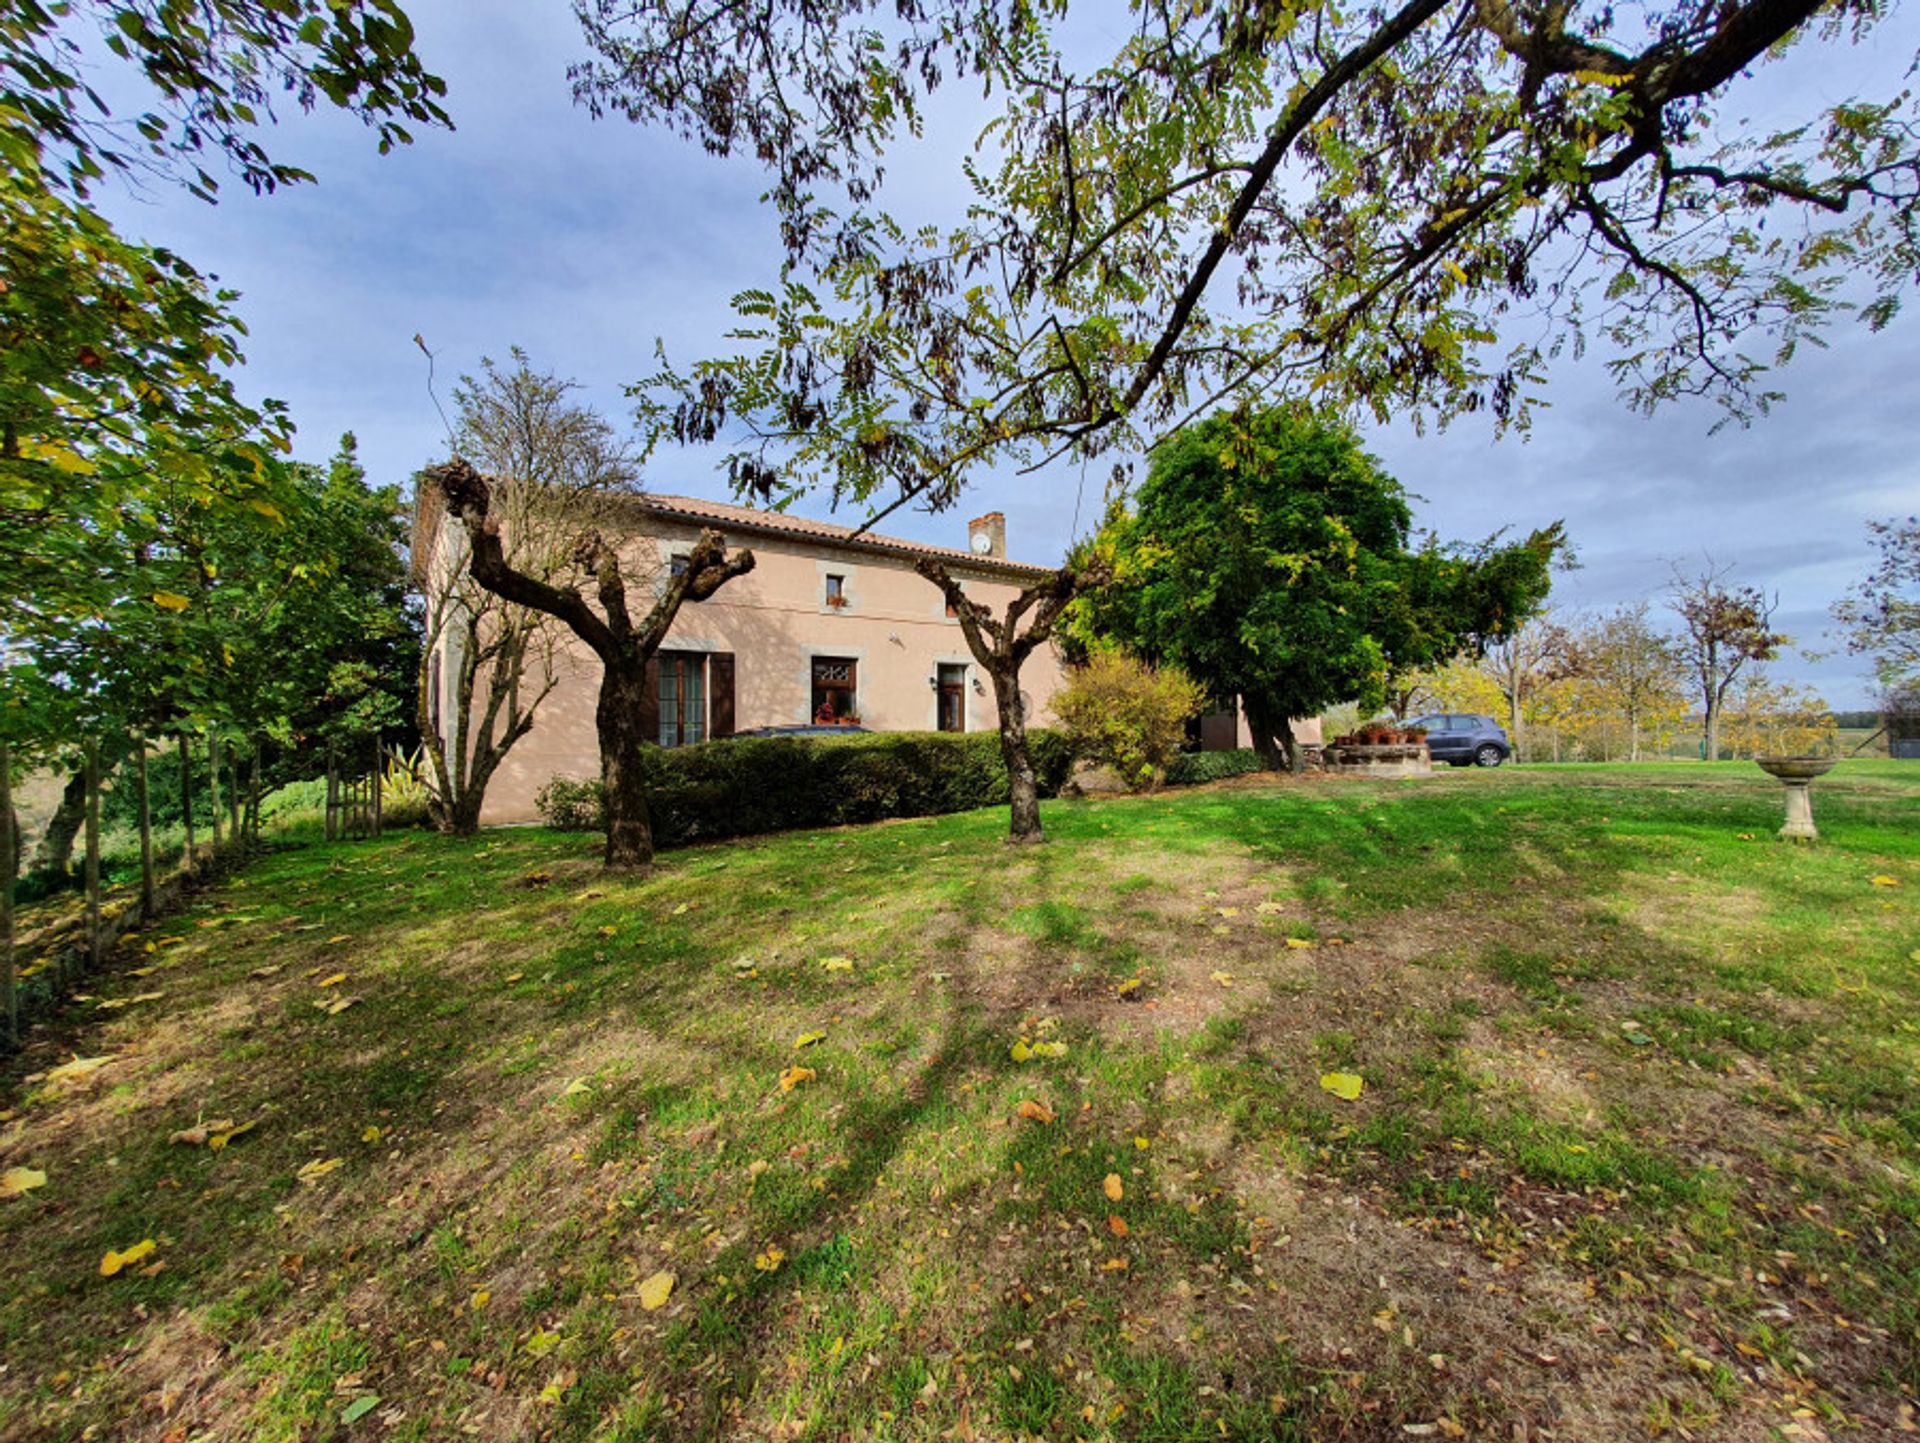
[1408,713,1510,767]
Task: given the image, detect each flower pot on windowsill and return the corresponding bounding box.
[826,596,849,609]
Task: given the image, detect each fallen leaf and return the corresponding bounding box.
[325,935,350,945]
[208,1119,257,1150]
[1284,937,1317,950]
[671,902,691,915]
[1256,901,1285,915]
[1103,1173,1124,1202]
[249,964,282,979]
[1,1166,47,1198]
[1010,1040,1033,1062]
[296,1157,344,1184]
[340,1395,380,1425]
[524,1329,563,1357]
[503,972,525,983]
[1115,976,1142,997]
[1215,906,1240,918]
[754,1246,786,1272]
[317,973,347,988]
[537,1371,575,1406]
[362,1126,382,1143]
[794,1031,826,1049]
[819,956,854,972]
[45,1055,112,1084]
[470,1289,490,1310]
[639,1270,675,1310]
[1210,970,1235,988]
[170,1118,236,1147]
[1107,1214,1129,1237]
[1015,1099,1056,1124]
[1872,875,1901,888]
[1100,1257,1129,1271]
[597,925,618,937]
[1134,1136,1150,1149]
[100,1239,156,1276]
[779,1066,816,1093]
[1319,1071,1364,1101]
[559,1078,593,1099]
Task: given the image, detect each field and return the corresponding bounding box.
[1,761,1916,1442]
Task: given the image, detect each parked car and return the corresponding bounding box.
[1407,713,1510,767]
[732,724,873,739]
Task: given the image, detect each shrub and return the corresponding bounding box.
[1051,652,1208,791]
[534,729,1077,843]
[1164,749,1265,786]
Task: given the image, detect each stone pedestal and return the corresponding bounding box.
[1755,756,1837,842]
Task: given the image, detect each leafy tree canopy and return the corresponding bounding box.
[1075,406,1560,761]
[579,0,1920,514]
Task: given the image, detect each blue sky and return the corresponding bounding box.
[91,0,1918,708]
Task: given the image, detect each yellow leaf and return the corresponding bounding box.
[1015,1099,1056,1124]
[169,1118,235,1146]
[151,592,191,612]
[639,1270,676,1310]
[1103,1173,1124,1202]
[471,1289,491,1310]
[248,498,285,522]
[779,1065,816,1093]
[208,1119,257,1150]
[45,1055,112,1084]
[1032,1040,1068,1059]
[1871,875,1901,888]
[1319,1071,1364,1102]
[1,1166,47,1198]
[1284,937,1317,950]
[1442,259,1470,285]
[1100,1257,1129,1271]
[671,902,691,915]
[1134,1136,1150,1149]
[794,1031,827,1049]
[100,1239,156,1276]
[503,972,525,983]
[1210,925,1230,937]
[362,1125,382,1143]
[325,934,350,945]
[598,925,618,937]
[1107,1214,1130,1237]
[1115,977,1142,997]
[1010,1039,1033,1062]
[1255,901,1285,915]
[559,1078,593,1099]
[754,1246,786,1272]
[819,956,854,972]
[317,973,347,988]
[1215,906,1240,918]
[1210,971,1235,988]
[296,1157,343,1184]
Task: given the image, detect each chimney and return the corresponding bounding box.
[968,512,1006,560]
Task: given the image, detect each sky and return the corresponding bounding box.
[89,0,1918,709]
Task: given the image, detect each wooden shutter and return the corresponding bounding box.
[710,652,735,738]
[640,654,661,744]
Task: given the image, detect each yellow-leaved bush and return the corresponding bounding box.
[1052,650,1208,792]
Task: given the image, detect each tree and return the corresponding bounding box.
[914,558,1108,842]
[1581,603,1688,761]
[579,0,1920,522]
[1833,517,1919,690]
[1478,614,1583,762]
[1669,562,1788,761]
[1052,651,1208,792]
[1721,669,1834,758]
[1080,407,1558,770]
[428,460,754,869]
[415,354,638,835]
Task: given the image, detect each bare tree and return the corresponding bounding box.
[1668,561,1788,762]
[414,352,638,835]
[914,558,1108,843]
[1479,614,1581,763]
[428,460,753,869]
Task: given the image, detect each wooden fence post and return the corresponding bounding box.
[137,740,154,922]
[208,730,223,852]
[180,732,196,871]
[325,748,338,842]
[2,739,16,1046]
[372,739,384,839]
[84,741,101,975]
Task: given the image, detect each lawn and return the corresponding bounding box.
[1,761,1917,1442]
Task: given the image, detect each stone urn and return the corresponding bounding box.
[1755,755,1837,841]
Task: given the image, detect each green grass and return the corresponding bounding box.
[2,759,1918,1440]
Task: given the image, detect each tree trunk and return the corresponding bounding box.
[597,666,656,868]
[1704,704,1719,762]
[2,740,15,1045]
[137,743,154,921]
[991,673,1044,843]
[180,733,196,869]
[208,731,223,851]
[1243,696,1298,772]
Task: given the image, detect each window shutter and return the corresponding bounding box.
[640,654,661,744]
[710,652,735,737]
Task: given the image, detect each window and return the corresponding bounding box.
[825,573,847,608]
[669,552,690,578]
[657,651,708,747]
[811,656,857,723]
[937,664,967,732]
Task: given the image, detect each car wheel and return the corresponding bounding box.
[1474,744,1505,768]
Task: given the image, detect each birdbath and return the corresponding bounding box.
[1755,756,1838,841]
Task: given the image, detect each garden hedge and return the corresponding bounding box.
[1162,748,1266,786]
[537,729,1077,844]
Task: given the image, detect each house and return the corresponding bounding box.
[418,490,1317,825]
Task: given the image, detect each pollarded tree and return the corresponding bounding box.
[1669,561,1789,761]
[1081,407,1558,770]
[914,557,1109,843]
[580,0,1920,521]
[415,353,638,835]
[428,460,754,869]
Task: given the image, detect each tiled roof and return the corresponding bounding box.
[626,492,1055,577]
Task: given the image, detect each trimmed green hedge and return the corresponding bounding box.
[1163,748,1266,786]
[536,729,1077,844]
